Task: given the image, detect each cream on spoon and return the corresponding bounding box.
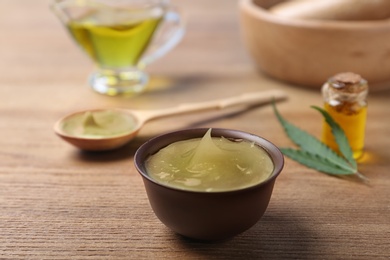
[54,90,287,151]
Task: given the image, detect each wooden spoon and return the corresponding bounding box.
[54,90,287,151]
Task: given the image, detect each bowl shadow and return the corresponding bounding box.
[174,207,317,259]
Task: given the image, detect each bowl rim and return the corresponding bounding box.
[239,0,390,30]
[134,128,284,194]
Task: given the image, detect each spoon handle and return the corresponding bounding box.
[136,89,287,122]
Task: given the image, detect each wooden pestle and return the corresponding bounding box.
[269,0,390,21]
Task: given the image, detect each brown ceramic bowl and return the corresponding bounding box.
[239,0,390,88]
[134,128,284,241]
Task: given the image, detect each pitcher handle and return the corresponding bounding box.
[138,7,185,68]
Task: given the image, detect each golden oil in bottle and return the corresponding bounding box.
[321,72,368,160]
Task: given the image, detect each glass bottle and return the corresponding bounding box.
[321,72,368,160]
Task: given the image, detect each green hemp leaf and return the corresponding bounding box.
[272,102,367,182]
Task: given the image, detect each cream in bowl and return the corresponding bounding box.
[145,128,274,192]
[134,128,284,240]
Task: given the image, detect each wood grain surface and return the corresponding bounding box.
[1,0,389,259]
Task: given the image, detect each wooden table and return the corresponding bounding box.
[1,1,389,259]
